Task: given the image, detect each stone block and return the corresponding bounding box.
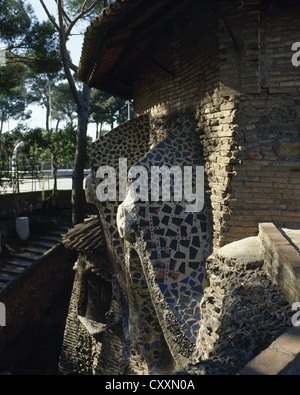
[239,348,296,375]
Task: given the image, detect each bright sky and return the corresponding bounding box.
[3,0,97,140]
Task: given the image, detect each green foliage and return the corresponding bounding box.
[39,0,107,222]
[22,21,62,74]
[26,72,65,130]
[23,127,45,151]
[22,127,44,179]
[51,82,79,126]
[0,123,89,192]
[21,124,77,169]
[0,0,62,97]
[0,58,26,96]
[0,87,31,135]
[0,0,31,44]
[42,124,77,165]
[89,89,132,137]
[64,0,106,21]
[0,125,25,187]
[0,0,128,209]
[22,124,77,194]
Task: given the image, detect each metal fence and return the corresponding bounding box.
[0,170,74,194]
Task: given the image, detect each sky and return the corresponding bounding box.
[2,0,97,140]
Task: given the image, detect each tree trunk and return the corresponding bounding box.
[110,116,114,131]
[72,83,90,225]
[45,98,50,131]
[96,122,99,140]
[100,120,104,137]
[53,157,58,194]
[39,0,97,224]
[0,117,3,140]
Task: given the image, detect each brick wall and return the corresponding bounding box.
[132,0,300,247]
[259,223,300,304]
[59,253,126,375]
[218,0,300,245]
[133,2,219,117]
[0,244,76,373]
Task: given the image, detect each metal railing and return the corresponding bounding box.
[0,169,89,194]
[0,171,55,195]
[0,170,72,194]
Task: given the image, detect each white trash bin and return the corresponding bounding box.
[16,217,30,241]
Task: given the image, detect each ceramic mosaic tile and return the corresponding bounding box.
[86,114,151,291]
[86,115,209,369]
[118,122,210,365]
[125,249,166,365]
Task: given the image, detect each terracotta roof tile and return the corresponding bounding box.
[78,0,141,86]
[62,216,106,253]
[78,0,189,97]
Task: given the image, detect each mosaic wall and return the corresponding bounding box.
[85,114,151,295]
[118,124,210,369]
[85,115,210,372]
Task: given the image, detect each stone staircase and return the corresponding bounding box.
[0,223,72,292]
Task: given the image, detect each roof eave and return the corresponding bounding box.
[78,0,194,95]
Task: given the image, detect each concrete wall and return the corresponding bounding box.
[0,190,72,220]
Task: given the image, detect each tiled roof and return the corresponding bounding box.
[78,0,142,95]
[78,0,193,97]
[62,216,106,253]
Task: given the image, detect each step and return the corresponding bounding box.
[5,259,33,268]
[4,254,37,268]
[0,274,15,283]
[0,224,73,292]
[59,223,73,230]
[24,246,48,255]
[259,223,300,304]
[14,254,40,262]
[59,226,72,232]
[38,236,62,243]
[239,326,300,375]
[48,230,67,237]
[0,266,24,275]
[50,226,72,235]
[30,241,56,249]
